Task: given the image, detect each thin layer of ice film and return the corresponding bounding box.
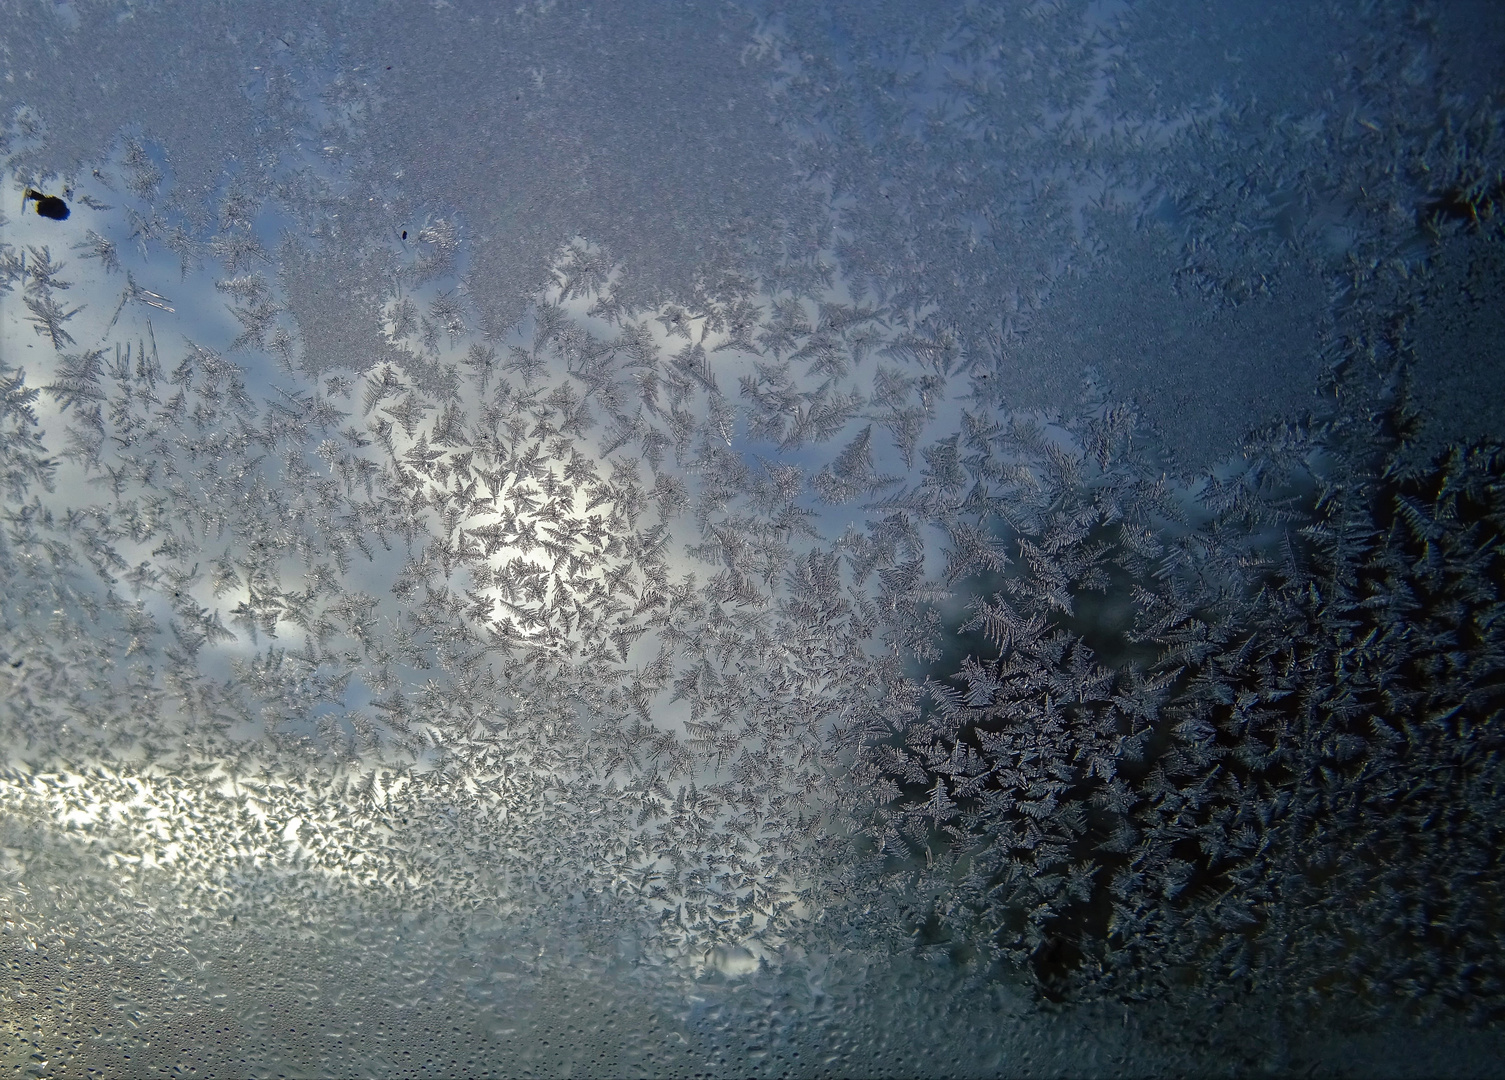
[0,0,830,352]
[2,0,1505,1075]
[6,1,1495,464]
[749,0,1505,462]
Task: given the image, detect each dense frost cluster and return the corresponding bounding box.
[0,194,912,953]
[2,0,1504,1075]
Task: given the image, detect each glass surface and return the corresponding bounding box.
[2,1,1503,1075]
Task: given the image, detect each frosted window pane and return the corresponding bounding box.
[2,2,1503,1075]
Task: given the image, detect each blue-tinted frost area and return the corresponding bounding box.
[2,1,1504,1076]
